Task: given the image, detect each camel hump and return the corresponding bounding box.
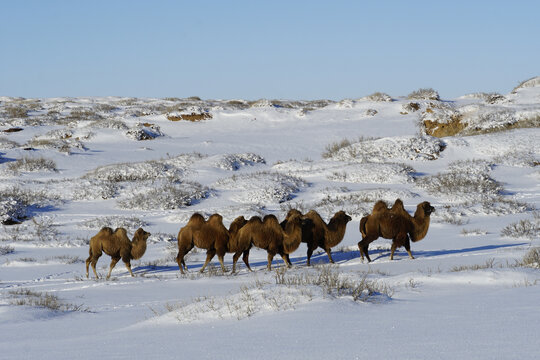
[189,213,206,223]
[113,228,128,237]
[263,214,279,225]
[208,213,224,223]
[286,209,303,219]
[99,227,114,235]
[372,200,389,213]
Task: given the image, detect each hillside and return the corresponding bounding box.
[1,80,539,359]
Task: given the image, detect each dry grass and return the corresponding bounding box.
[8,288,89,312]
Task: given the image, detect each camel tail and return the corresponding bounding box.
[359,216,368,238]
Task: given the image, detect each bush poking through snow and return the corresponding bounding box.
[79,216,148,231]
[416,160,502,200]
[6,156,57,173]
[407,88,440,101]
[326,136,444,162]
[359,92,393,102]
[213,153,266,170]
[501,216,540,240]
[8,288,89,312]
[0,187,59,225]
[117,181,210,210]
[520,248,540,268]
[126,123,164,140]
[0,245,15,255]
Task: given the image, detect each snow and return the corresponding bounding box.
[0,84,539,359]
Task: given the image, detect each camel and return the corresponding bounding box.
[176,213,206,273]
[303,210,352,265]
[359,199,408,237]
[193,214,230,273]
[238,213,304,271]
[281,209,351,265]
[358,201,434,262]
[225,215,253,273]
[86,227,151,279]
[176,213,230,274]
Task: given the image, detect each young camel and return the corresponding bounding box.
[358,201,434,262]
[86,227,151,279]
[238,213,304,271]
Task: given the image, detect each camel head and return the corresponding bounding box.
[133,228,151,242]
[334,210,352,223]
[420,201,435,216]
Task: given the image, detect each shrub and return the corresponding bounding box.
[4,106,29,118]
[126,123,164,140]
[212,153,266,170]
[0,245,15,255]
[6,156,57,173]
[117,181,209,210]
[359,92,393,102]
[72,179,119,200]
[8,288,88,312]
[322,139,352,159]
[407,88,440,101]
[501,216,540,240]
[521,247,540,268]
[79,216,148,231]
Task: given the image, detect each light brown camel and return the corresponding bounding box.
[86,227,151,279]
[176,213,230,274]
[360,199,408,238]
[193,213,230,273]
[238,213,303,271]
[225,215,252,273]
[358,201,434,262]
[176,213,206,273]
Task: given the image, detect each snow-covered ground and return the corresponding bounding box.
[1,81,539,359]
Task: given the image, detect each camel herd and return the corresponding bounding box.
[85,199,434,279]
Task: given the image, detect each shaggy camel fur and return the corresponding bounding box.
[358,201,434,262]
[86,227,150,279]
[225,216,252,273]
[193,214,230,273]
[359,199,408,238]
[176,213,230,274]
[281,209,351,265]
[238,213,304,271]
[304,210,352,265]
[176,213,206,273]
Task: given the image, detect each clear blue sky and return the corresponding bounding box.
[1,0,538,100]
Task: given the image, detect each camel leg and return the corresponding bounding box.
[266,252,276,271]
[200,249,216,273]
[358,236,376,263]
[176,251,186,274]
[280,253,291,268]
[232,251,242,273]
[306,248,313,266]
[106,256,120,280]
[404,237,414,259]
[217,254,226,273]
[390,242,397,260]
[90,257,100,279]
[85,256,91,278]
[124,261,134,277]
[242,250,252,272]
[325,248,335,264]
